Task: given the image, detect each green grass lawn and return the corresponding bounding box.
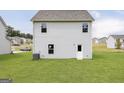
[0,44,124,83]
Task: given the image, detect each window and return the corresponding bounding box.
[48,44,54,54]
[82,23,88,32]
[78,45,82,52]
[41,24,47,33]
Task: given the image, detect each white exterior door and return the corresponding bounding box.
[76,45,83,60]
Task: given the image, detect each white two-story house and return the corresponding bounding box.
[31,10,94,60]
[107,35,124,49]
[0,16,11,54]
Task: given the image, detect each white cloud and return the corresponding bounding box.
[92,18,124,38]
[115,10,124,14]
[89,11,101,19]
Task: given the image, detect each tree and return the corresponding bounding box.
[6,26,14,37]
[25,33,33,39]
[14,30,20,37]
[6,26,33,39]
[20,33,26,38]
[116,39,121,49]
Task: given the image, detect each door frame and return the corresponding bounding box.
[76,44,83,60]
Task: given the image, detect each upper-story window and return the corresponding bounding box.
[41,23,47,33]
[82,23,88,32]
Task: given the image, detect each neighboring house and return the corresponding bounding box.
[98,37,107,44]
[12,36,21,45]
[31,10,94,60]
[92,37,107,44]
[92,38,99,44]
[21,37,27,44]
[8,36,21,46]
[107,35,124,49]
[8,36,27,46]
[26,38,32,44]
[0,16,11,54]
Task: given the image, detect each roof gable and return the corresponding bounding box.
[31,10,94,22]
[110,35,124,39]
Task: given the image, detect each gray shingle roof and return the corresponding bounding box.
[110,35,124,39]
[31,10,94,22]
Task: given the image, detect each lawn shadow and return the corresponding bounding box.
[0,52,30,62]
[92,53,106,60]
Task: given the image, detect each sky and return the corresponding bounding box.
[0,10,37,34]
[1,10,124,38]
[90,10,124,38]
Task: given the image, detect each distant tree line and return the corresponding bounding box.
[6,26,33,39]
